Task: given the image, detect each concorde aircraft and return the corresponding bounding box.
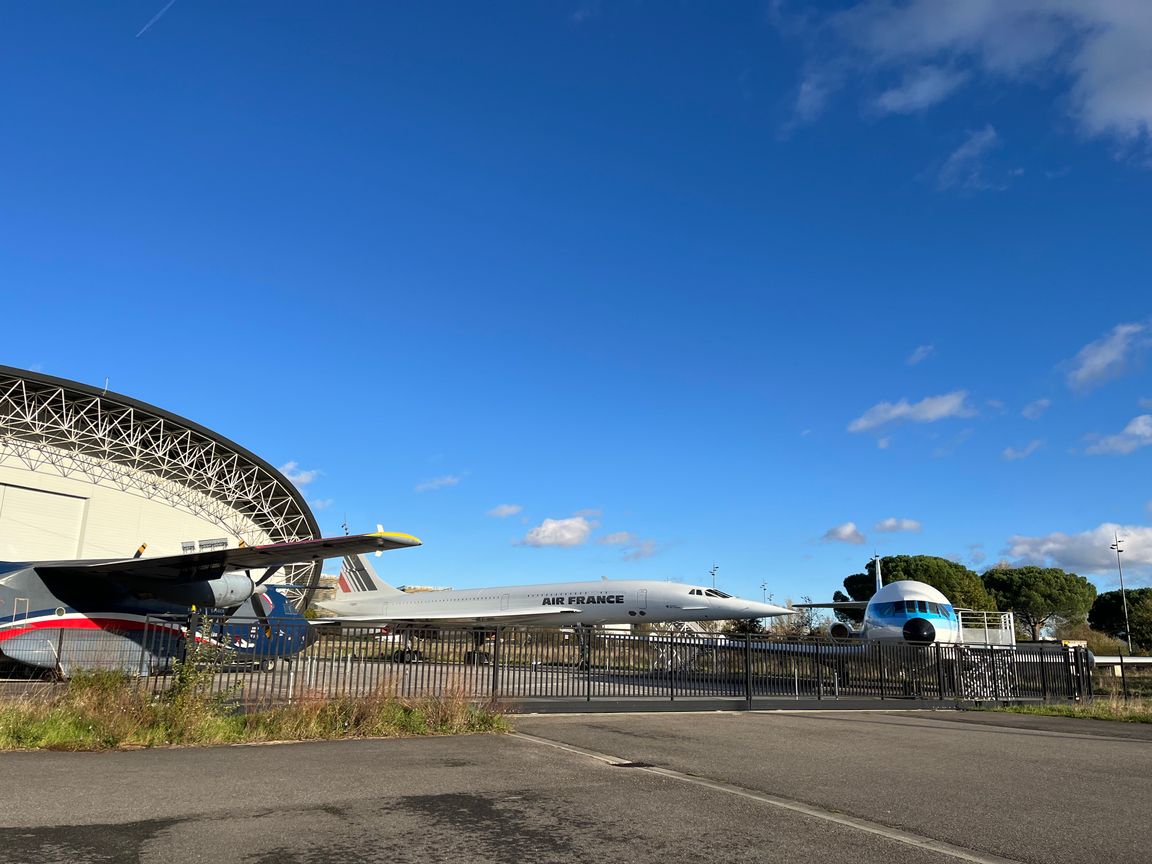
[796,557,961,644]
[0,530,421,672]
[319,554,792,630]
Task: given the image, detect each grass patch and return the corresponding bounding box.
[986,697,1152,724]
[0,671,508,751]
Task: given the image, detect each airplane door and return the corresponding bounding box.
[637,589,647,610]
[500,594,510,610]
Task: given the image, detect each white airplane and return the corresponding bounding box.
[320,555,792,630]
[797,557,961,644]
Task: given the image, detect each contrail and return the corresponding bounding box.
[135,0,178,38]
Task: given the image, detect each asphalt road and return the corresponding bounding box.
[0,709,1147,864]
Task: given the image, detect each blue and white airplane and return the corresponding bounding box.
[798,557,961,644]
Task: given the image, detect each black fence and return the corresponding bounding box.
[2,619,1093,709]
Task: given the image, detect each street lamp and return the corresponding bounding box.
[1111,533,1133,655]
[760,581,769,604]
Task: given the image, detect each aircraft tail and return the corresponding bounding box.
[336,554,403,597]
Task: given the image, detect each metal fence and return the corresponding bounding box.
[1,619,1092,708]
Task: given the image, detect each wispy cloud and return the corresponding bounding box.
[874,517,922,533]
[906,344,934,366]
[1005,523,1152,576]
[822,522,866,545]
[1066,322,1148,391]
[487,504,523,518]
[279,461,320,488]
[874,66,967,115]
[1085,415,1152,455]
[415,474,461,493]
[521,516,593,548]
[310,498,334,510]
[848,390,974,432]
[1002,439,1044,461]
[937,125,1002,191]
[1021,398,1051,420]
[599,530,660,560]
[784,2,1152,155]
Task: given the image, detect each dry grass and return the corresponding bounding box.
[0,671,508,751]
[989,696,1152,724]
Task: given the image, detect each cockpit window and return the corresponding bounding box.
[705,589,732,598]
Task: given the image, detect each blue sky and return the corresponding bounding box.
[2,2,1151,602]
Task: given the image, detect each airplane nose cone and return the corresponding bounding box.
[743,601,795,618]
[902,617,935,643]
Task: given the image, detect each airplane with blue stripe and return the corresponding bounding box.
[797,557,961,644]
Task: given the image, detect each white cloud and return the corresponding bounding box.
[279,461,320,487]
[1002,439,1044,460]
[875,66,968,114]
[794,1,1152,151]
[1005,523,1152,577]
[968,544,987,565]
[522,517,593,548]
[310,498,334,510]
[622,539,658,561]
[848,390,974,432]
[599,530,659,560]
[487,504,522,518]
[415,474,461,493]
[1140,397,1152,409]
[1021,398,1051,420]
[794,69,835,124]
[574,508,602,518]
[906,344,934,365]
[1066,322,1148,391]
[1086,414,1152,455]
[874,517,922,533]
[937,125,1001,191]
[822,522,866,545]
[876,437,891,449]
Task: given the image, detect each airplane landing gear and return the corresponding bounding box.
[464,631,491,665]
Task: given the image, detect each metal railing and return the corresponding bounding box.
[0,621,1094,708]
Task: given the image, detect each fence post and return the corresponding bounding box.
[55,627,65,680]
[816,642,824,701]
[1040,648,1050,703]
[990,647,1002,701]
[744,635,752,710]
[935,644,945,701]
[878,645,886,701]
[491,627,501,700]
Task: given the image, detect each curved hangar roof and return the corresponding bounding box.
[0,365,322,608]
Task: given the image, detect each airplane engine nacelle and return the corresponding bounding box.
[827,621,855,640]
[149,573,256,609]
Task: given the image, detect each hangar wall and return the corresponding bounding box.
[0,454,266,562]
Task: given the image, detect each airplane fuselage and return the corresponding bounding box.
[0,563,312,671]
[323,578,789,626]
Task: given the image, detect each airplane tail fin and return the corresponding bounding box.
[336,554,403,597]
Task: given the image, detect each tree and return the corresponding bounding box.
[835,555,996,621]
[723,617,765,636]
[981,566,1096,641]
[1088,588,1152,651]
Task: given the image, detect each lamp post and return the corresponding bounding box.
[1111,533,1133,655]
[760,581,769,604]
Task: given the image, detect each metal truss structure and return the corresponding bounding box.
[0,367,322,609]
